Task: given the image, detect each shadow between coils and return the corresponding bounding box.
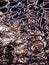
[0,1,8,7]
[0,7,8,14]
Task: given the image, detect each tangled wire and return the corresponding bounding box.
[0,0,49,65]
